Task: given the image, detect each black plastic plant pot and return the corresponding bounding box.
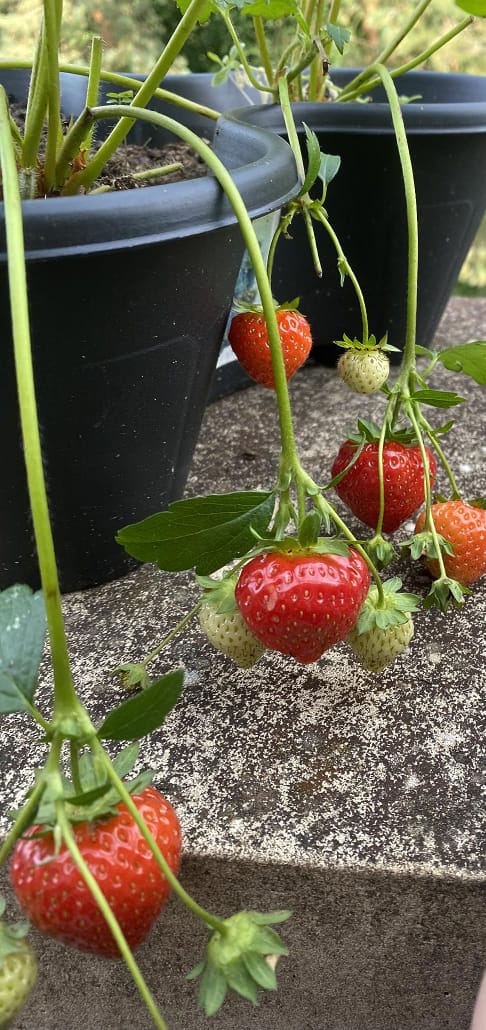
[0,70,299,593]
[231,69,486,364]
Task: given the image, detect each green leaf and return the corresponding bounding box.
[0,585,46,711]
[312,538,350,556]
[117,491,275,575]
[111,742,141,779]
[174,0,216,22]
[186,959,206,982]
[410,389,465,408]
[298,510,322,547]
[437,341,486,384]
[318,151,341,188]
[248,909,292,925]
[225,960,259,1003]
[300,124,322,196]
[242,951,277,990]
[253,926,289,956]
[97,669,183,741]
[326,21,351,53]
[198,961,228,1017]
[455,0,486,14]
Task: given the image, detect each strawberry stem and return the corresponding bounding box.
[90,739,228,936]
[140,601,203,669]
[56,802,170,1030]
[405,402,449,579]
[312,207,369,344]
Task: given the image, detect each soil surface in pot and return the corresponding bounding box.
[7,99,208,193]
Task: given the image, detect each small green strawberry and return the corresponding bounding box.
[0,900,38,1028]
[198,575,266,668]
[347,613,414,672]
[336,333,396,394]
[346,577,419,672]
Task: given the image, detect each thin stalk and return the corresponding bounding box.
[252,16,275,88]
[82,35,103,154]
[0,87,77,714]
[418,417,462,499]
[277,75,323,276]
[142,601,203,668]
[312,207,369,342]
[90,739,226,935]
[0,63,222,122]
[339,17,473,103]
[89,163,183,195]
[56,803,169,1030]
[68,0,213,192]
[22,23,49,168]
[405,403,448,577]
[313,491,385,601]
[221,12,274,94]
[42,0,63,191]
[88,103,302,471]
[328,0,341,22]
[366,64,418,379]
[339,0,434,99]
[55,107,95,185]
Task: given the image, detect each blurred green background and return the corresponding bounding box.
[0,0,484,295]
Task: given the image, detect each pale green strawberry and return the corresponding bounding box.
[337,349,390,394]
[0,905,37,1028]
[347,612,414,672]
[199,605,266,669]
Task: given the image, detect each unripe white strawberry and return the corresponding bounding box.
[0,921,38,1027]
[347,613,414,672]
[337,349,390,394]
[199,604,266,668]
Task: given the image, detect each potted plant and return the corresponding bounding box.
[0,51,299,594]
[1,1,486,1028]
[162,0,486,365]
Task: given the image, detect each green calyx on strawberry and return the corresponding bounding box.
[336,334,398,395]
[346,578,419,672]
[330,421,437,533]
[228,298,312,390]
[111,661,151,691]
[10,748,181,958]
[235,538,371,664]
[187,909,291,1017]
[197,574,266,669]
[0,899,38,1027]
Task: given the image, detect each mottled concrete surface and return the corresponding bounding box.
[1,296,485,1029]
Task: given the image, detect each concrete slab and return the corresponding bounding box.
[1,297,485,1029]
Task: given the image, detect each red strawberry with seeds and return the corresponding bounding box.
[331,439,437,533]
[415,499,486,586]
[235,548,370,664]
[11,786,181,958]
[228,308,312,389]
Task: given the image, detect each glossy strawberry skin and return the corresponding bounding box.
[415,500,486,586]
[11,787,181,958]
[331,440,437,533]
[235,549,370,663]
[228,309,312,389]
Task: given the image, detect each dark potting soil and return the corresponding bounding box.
[8,99,209,193]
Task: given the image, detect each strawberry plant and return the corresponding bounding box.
[1,0,486,1027]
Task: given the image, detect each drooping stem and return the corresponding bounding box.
[0,88,77,715]
[141,601,203,668]
[252,16,275,89]
[312,207,369,342]
[338,0,434,99]
[56,803,170,1030]
[88,103,302,475]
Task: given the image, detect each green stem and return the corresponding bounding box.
[313,491,385,601]
[55,107,95,185]
[42,0,63,191]
[142,601,203,668]
[405,402,448,577]
[338,0,433,99]
[90,740,226,935]
[338,17,473,103]
[0,775,47,869]
[367,64,418,378]
[418,417,462,499]
[88,103,301,472]
[0,87,77,716]
[82,35,103,154]
[219,12,273,94]
[67,0,213,192]
[252,16,275,88]
[312,207,369,342]
[56,803,169,1030]
[70,742,82,793]
[22,23,49,168]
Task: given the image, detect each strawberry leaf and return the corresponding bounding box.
[198,962,228,1017]
[326,21,351,52]
[97,669,183,741]
[410,389,465,408]
[437,341,486,384]
[455,0,486,15]
[298,510,322,547]
[240,0,298,16]
[0,585,46,714]
[318,152,341,187]
[300,124,323,196]
[117,491,275,574]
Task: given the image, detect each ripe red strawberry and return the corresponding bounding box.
[235,548,370,663]
[415,500,486,586]
[228,308,312,389]
[331,440,437,533]
[11,786,181,958]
